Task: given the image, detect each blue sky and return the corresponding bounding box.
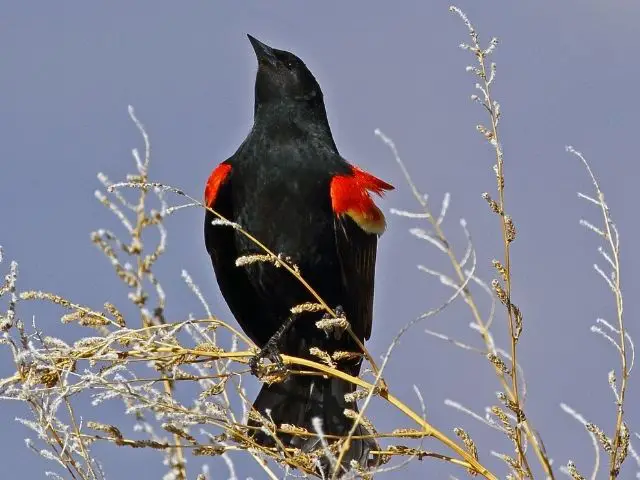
[1,1,639,478]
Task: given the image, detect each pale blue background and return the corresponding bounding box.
[1,1,639,478]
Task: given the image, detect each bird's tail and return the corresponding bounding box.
[250,373,378,477]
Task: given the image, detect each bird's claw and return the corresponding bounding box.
[249,340,287,378]
[321,305,347,339]
[321,304,345,320]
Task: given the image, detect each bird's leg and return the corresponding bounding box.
[249,314,298,377]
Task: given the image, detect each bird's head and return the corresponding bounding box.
[248,35,322,109]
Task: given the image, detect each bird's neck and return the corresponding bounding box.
[253,100,337,150]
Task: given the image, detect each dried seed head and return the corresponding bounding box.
[291,302,324,314]
[193,445,225,456]
[476,124,494,141]
[505,215,516,242]
[173,370,198,380]
[288,448,318,472]
[616,422,630,469]
[348,460,374,479]
[115,265,139,288]
[39,368,61,388]
[485,37,499,56]
[492,259,507,281]
[586,423,613,454]
[248,410,276,433]
[315,316,349,334]
[490,406,516,440]
[257,366,288,385]
[387,445,420,457]
[20,290,72,308]
[309,347,335,368]
[487,352,511,376]
[280,424,310,435]
[235,253,301,273]
[331,351,362,362]
[194,343,224,356]
[199,380,227,399]
[87,421,124,440]
[128,291,147,307]
[235,254,273,267]
[162,423,197,444]
[495,165,504,189]
[343,409,374,433]
[512,304,523,340]
[482,192,502,215]
[566,461,586,480]
[492,279,508,305]
[497,393,526,423]
[62,309,111,327]
[129,238,143,255]
[104,302,125,327]
[454,427,479,460]
[344,389,369,403]
[247,410,264,424]
[495,453,526,477]
[391,428,424,438]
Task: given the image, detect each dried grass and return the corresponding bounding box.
[0,6,638,480]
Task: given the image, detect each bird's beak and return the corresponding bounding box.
[247,34,278,68]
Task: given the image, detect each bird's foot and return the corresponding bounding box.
[319,305,347,339]
[250,314,299,378]
[249,339,287,378]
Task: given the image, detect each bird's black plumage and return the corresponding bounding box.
[204,35,392,476]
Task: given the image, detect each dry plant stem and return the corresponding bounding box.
[450,7,555,477]
[570,148,628,479]
[65,397,98,480]
[46,329,497,479]
[161,380,186,480]
[1,109,507,479]
[117,343,497,479]
[378,128,552,478]
[126,134,187,479]
[599,198,627,480]
[270,354,497,479]
[109,181,386,389]
[478,53,528,476]
[605,216,627,479]
[371,449,471,468]
[31,399,85,480]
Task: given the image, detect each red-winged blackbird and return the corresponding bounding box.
[204,35,393,475]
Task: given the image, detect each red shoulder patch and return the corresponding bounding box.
[330,165,394,234]
[204,163,232,207]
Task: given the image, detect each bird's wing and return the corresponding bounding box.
[330,165,393,340]
[334,215,378,340]
[204,162,265,346]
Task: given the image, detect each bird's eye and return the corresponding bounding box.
[285,60,295,69]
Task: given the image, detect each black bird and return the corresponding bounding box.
[204,35,393,475]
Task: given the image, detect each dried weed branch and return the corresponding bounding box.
[1,6,637,480]
[373,7,554,478]
[561,146,634,479]
[0,103,498,479]
[449,6,535,477]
